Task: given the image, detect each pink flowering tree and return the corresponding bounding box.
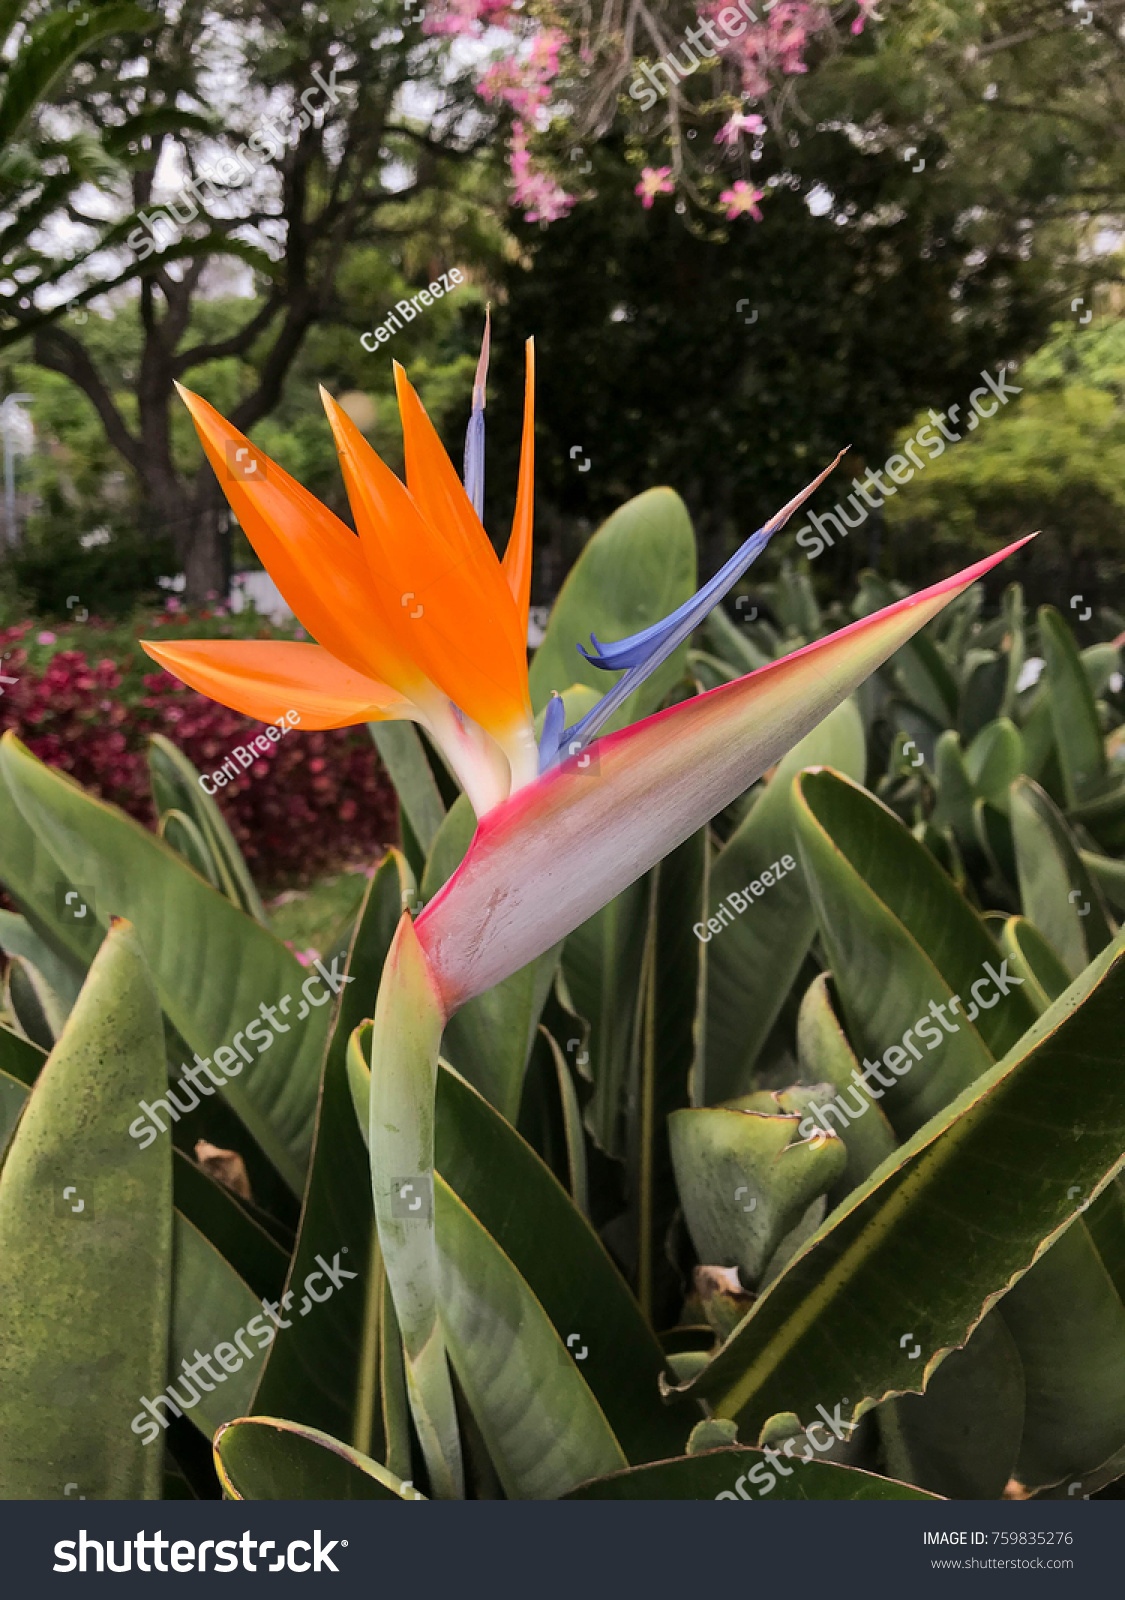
[423,0,885,224]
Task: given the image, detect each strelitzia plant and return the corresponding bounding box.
[138,328,1033,1496]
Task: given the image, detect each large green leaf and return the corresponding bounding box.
[879,1312,1024,1499]
[0,920,171,1499]
[367,917,462,1498]
[528,486,697,723]
[172,1148,287,1303]
[0,908,83,1034]
[1082,848,1125,916]
[564,1447,939,1499]
[170,1212,262,1441]
[0,751,102,971]
[673,932,1125,1455]
[633,827,706,1323]
[1040,606,1107,806]
[560,877,647,1156]
[704,700,865,1101]
[964,717,1023,805]
[214,1416,416,1499]
[793,770,1038,1135]
[435,1063,687,1465]
[434,1174,628,1498]
[147,734,268,924]
[1010,776,1115,978]
[795,973,897,1194]
[367,722,446,857]
[1001,1221,1125,1490]
[254,855,412,1450]
[0,732,328,1190]
[669,1104,846,1285]
[0,1024,42,1157]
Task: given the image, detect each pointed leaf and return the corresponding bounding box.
[368,915,462,1498]
[1010,776,1114,978]
[672,931,1125,1442]
[1040,606,1107,806]
[793,769,1037,1136]
[0,920,171,1499]
[214,1416,415,1499]
[0,732,327,1190]
[147,734,268,924]
[434,1174,628,1498]
[253,857,411,1452]
[368,722,446,856]
[669,1106,846,1285]
[703,700,865,1101]
[796,973,896,1193]
[564,1447,938,1499]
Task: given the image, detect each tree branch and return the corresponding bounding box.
[31,326,143,473]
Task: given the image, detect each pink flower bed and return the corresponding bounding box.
[0,622,397,884]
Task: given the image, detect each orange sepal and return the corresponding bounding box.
[501,339,535,626]
[175,386,425,698]
[141,638,417,730]
[319,388,532,741]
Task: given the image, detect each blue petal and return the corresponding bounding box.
[537,692,566,773]
[462,309,491,520]
[553,453,846,763]
[463,411,485,520]
[577,525,773,670]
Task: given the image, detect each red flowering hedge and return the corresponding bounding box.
[0,619,398,885]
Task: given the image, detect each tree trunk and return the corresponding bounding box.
[147,470,230,606]
[176,504,228,606]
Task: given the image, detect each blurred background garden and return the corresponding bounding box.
[1,0,1122,914]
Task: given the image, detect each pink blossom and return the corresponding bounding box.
[719,179,765,220]
[37,630,57,644]
[423,0,514,37]
[715,111,766,145]
[284,942,322,967]
[509,122,575,222]
[851,0,884,32]
[635,166,674,209]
